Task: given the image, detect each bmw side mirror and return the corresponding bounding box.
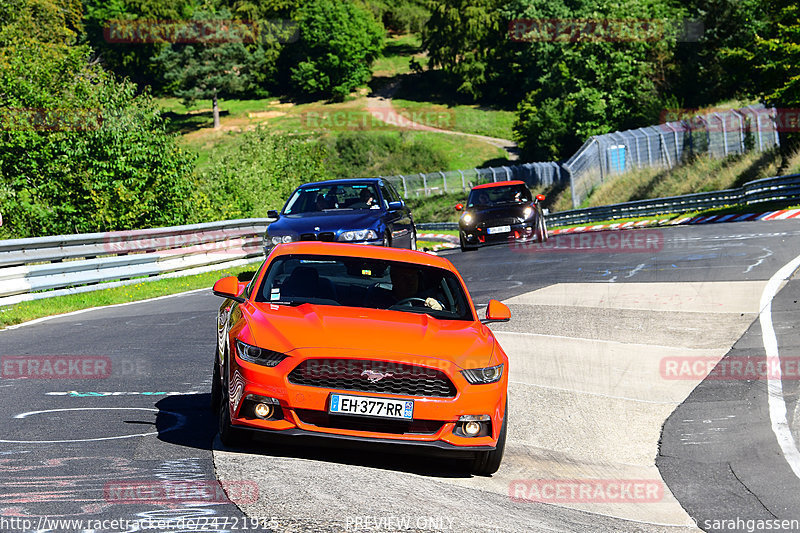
[267,210,279,221]
[387,201,403,210]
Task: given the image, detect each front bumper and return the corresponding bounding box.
[227,352,507,450]
[460,222,536,247]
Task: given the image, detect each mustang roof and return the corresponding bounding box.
[269,241,456,270]
[472,180,527,190]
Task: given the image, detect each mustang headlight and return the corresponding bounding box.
[270,235,294,245]
[461,364,504,384]
[523,206,534,219]
[461,212,474,226]
[235,340,287,367]
[338,229,379,242]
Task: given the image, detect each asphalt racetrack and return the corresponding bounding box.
[2,220,800,532]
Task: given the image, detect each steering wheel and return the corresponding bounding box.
[391,297,428,308]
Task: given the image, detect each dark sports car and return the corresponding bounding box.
[456,180,547,251]
[264,178,416,252]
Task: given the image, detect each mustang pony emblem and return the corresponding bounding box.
[361,370,393,382]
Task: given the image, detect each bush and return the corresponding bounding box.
[323,131,448,178]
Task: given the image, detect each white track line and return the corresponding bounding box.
[760,253,800,479]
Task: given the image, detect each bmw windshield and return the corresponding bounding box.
[284,184,382,214]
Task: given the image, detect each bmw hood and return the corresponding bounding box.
[269,211,383,235]
[242,303,495,370]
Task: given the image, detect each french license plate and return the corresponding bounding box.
[487,225,511,235]
[329,394,413,420]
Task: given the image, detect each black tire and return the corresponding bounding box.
[218,364,250,448]
[471,405,507,476]
[409,229,417,250]
[459,234,477,252]
[383,231,392,247]
[210,352,222,411]
[535,214,548,243]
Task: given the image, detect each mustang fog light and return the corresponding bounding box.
[464,421,481,436]
[461,364,504,384]
[254,403,273,419]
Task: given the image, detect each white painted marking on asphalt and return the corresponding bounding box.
[0,407,185,443]
[744,247,773,274]
[760,252,800,480]
[626,263,647,278]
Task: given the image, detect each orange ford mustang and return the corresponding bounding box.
[211,241,511,475]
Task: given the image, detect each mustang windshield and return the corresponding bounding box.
[256,255,474,321]
[284,184,382,214]
[467,184,531,207]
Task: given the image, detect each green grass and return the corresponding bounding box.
[389,99,516,140]
[0,264,258,329]
[372,33,428,78]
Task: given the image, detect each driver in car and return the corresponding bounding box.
[386,265,443,311]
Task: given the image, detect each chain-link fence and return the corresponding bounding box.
[382,162,566,198]
[564,105,780,208]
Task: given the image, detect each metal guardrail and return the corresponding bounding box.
[418,173,800,231]
[0,219,270,306]
[546,173,800,226]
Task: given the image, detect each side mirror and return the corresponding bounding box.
[536,194,545,202]
[455,203,463,211]
[387,200,403,210]
[267,210,279,221]
[481,299,511,324]
[213,276,246,303]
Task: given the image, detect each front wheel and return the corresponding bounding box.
[460,234,477,252]
[210,353,221,411]
[218,365,250,448]
[470,405,507,476]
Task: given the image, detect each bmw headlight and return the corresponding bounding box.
[270,235,294,245]
[461,364,504,384]
[523,206,534,219]
[462,212,474,226]
[235,340,287,367]
[338,229,379,242]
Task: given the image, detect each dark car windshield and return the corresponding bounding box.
[467,184,531,207]
[284,183,382,214]
[255,255,474,321]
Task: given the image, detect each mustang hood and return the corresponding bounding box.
[270,211,382,234]
[242,302,494,370]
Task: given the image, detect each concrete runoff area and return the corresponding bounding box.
[214,280,766,531]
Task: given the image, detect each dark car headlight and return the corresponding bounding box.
[461,212,474,226]
[461,364,504,384]
[523,206,534,219]
[235,340,287,367]
[338,229,379,242]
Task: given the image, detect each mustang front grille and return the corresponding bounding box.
[288,359,457,398]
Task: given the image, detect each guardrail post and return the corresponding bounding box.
[491,167,497,182]
[440,171,447,193]
[756,111,763,151]
[400,175,408,198]
[459,169,465,191]
[421,173,428,196]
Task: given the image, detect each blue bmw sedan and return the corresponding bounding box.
[264,178,417,252]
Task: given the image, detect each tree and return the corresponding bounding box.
[154,9,279,128]
[288,0,384,101]
[0,0,195,238]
